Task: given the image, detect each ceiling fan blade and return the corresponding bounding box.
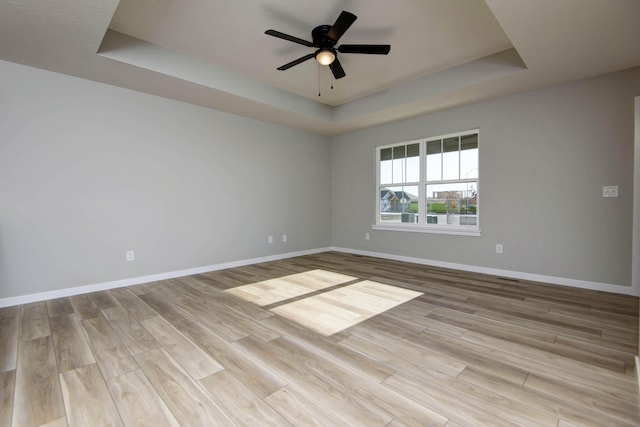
[327,11,357,43]
[329,57,346,79]
[338,44,391,55]
[277,53,316,70]
[265,29,314,47]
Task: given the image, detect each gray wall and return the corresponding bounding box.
[2,59,639,301]
[0,60,331,299]
[331,67,640,288]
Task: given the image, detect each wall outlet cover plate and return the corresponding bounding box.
[602,185,619,197]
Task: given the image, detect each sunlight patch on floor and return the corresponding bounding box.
[224,269,356,306]
[270,280,423,336]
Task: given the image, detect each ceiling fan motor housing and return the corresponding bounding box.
[312,25,335,49]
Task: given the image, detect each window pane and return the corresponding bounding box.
[380,159,392,184]
[426,140,441,155]
[406,143,420,182]
[406,156,420,182]
[406,143,420,157]
[442,137,459,180]
[425,182,478,226]
[443,137,459,153]
[460,148,478,179]
[460,134,478,179]
[392,158,404,183]
[379,185,419,223]
[393,145,406,159]
[380,147,392,161]
[426,140,441,182]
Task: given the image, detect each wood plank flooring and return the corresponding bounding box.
[270,280,423,335]
[0,251,638,426]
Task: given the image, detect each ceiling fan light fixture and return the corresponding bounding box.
[315,49,335,65]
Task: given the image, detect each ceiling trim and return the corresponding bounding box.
[99,30,526,135]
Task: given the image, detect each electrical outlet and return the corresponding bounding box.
[282,234,287,242]
[365,232,370,241]
[602,185,618,197]
[268,235,273,244]
[126,250,135,261]
[496,244,503,254]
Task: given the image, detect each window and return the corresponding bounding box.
[376,129,479,235]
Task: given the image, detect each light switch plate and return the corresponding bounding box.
[602,185,618,197]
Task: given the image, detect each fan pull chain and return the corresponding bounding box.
[317,65,335,96]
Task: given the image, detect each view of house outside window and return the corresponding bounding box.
[376,129,479,234]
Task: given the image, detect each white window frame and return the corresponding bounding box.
[373,129,480,236]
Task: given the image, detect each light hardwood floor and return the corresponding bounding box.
[1,251,638,426]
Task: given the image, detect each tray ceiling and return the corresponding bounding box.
[1,0,639,135]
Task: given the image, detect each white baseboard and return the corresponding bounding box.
[1,245,637,308]
[0,247,331,308]
[329,247,640,296]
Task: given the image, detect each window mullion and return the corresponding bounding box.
[440,139,444,181]
[418,140,425,224]
[458,135,461,180]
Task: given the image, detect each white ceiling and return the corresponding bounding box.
[109,0,513,106]
[1,0,639,136]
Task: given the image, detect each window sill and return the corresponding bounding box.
[372,224,481,237]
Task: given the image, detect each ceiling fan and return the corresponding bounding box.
[265,10,390,79]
